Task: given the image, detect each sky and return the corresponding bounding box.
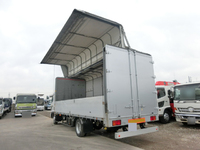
[0,0,200,98]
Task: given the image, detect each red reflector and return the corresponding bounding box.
[112,120,121,126]
[150,116,156,121]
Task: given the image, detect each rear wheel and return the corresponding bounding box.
[75,119,86,137]
[139,123,146,129]
[51,112,54,118]
[53,116,58,124]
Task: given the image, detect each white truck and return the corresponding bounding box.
[41,9,159,139]
[37,94,45,111]
[174,82,200,125]
[155,81,180,123]
[0,97,5,119]
[14,94,37,117]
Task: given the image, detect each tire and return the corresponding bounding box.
[122,126,128,131]
[160,110,171,124]
[75,119,86,137]
[139,123,146,129]
[53,116,58,125]
[51,112,54,118]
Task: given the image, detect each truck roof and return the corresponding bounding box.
[41,9,125,65]
[41,9,150,67]
[155,81,180,86]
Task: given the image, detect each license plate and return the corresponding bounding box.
[188,117,195,125]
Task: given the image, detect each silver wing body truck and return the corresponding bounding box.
[41,9,159,139]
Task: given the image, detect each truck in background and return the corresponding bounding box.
[0,97,5,119]
[44,95,53,110]
[37,94,45,111]
[3,98,12,113]
[156,81,180,123]
[50,94,55,118]
[173,82,200,125]
[14,94,37,117]
[41,9,159,139]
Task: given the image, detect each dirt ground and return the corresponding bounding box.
[39,111,200,150]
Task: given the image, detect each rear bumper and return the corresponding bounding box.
[115,126,158,139]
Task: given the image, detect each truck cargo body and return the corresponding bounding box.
[41,9,158,139]
[55,45,158,126]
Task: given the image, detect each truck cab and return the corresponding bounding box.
[174,82,200,125]
[14,94,37,117]
[37,98,44,111]
[155,81,179,123]
[3,98,12,113]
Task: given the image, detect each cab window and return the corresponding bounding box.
[157,88,166,99]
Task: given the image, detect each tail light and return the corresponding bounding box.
[150,116,156,121]
[112,120,121,126]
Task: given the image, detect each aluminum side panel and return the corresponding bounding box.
[54,96,105,119]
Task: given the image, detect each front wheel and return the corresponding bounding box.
[75,119,86,137]
[160,110,171,124]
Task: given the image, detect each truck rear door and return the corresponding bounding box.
[104,45,158,127]
[104,45,134,127]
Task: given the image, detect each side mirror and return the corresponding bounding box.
[13,97,16,100]
[168,90,171,96]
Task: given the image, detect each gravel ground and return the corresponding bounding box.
[39,111,200,150]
